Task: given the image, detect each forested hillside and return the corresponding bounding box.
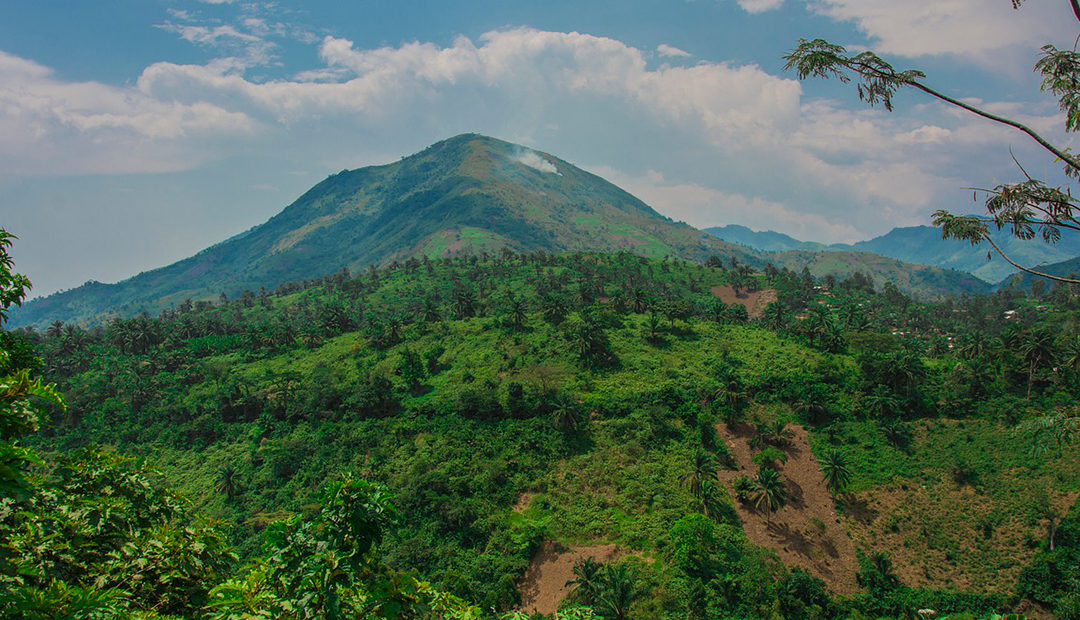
[8,239,1080,618]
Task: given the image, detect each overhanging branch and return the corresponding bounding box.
[981,234,1080,284]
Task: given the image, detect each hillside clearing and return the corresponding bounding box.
[709,285,777,319]
[717,423,859,594]
[517,541,626,615]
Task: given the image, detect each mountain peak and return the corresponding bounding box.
[11,135,746,328]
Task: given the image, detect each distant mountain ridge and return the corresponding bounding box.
[706,224,1080,283]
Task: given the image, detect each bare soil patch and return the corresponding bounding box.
[518,541,625,615]
[716,423,859,594]
[709,285,777,319]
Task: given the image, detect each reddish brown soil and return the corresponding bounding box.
[709,285,777,319]
[716,423,859,594]
[518,541,625,615]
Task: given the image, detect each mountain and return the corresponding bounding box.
[770,250,991,298]
[704,224,827,253]
[11,134,749,328]
[707,224,1080,284]
[1000,254,1080,291]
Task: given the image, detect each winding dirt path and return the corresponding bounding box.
[716,423,859,594]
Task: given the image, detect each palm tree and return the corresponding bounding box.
[643,312,663,344]
[802,304,832,347]
[46,320,64,339]
[1018,327,1057,399]
[452,287,477,319]
[713,377,748,424]
[596,564,644,620]
[421,297,442,323]
[761,300,788,331]
[1019,409,1080,455]
[819,449,852,495]
[550,392,583,434]
[539,292,569,325]
[753,467,787,526]
[754,419,793,448]
[697,479,727,521]
[682,449,719,501]
[631,288,650,314]
[216,465,241,501]
[506,296,528,331]
[569,557,603,604]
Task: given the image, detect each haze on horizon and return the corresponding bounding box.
[1,0,1078,298]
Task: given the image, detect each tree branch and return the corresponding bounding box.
[909,81,1080,175]
[981,234,1080,284]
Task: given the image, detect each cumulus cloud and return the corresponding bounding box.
[0,26,1063,242]
[737,0,784,14]
[656,44,691,58]
[809,0,1075,59]
[593,167,863,242]
[0,51,255,174]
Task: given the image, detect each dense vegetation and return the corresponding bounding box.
[5,225,1080,618]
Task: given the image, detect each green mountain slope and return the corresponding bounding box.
[772,250,992,299]
[11,134,749,329]
[1001,254,1080,291]
[708,224,1080,284]
[704,224,827,253]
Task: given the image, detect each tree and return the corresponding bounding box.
[216,465,241,501]
[1020,407,1080,455]
[0,230,65,498]
[818,449,852,495]
[760,300,788,331]
[783,5,1080,284]
[395,347,427,393]
[0,231,31,325]
[594,564,644,620]
[570,560,644,620]
[550,391,584,434]
[569,557,604,605]
[642,312,664,344]
[505,294,528,331]
[1018,327,1058,399]
[753,466,787,526]
[682,449,719,501]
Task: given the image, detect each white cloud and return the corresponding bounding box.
[0,26,1065,243]
[656,44,691,58]
[737,0,784,14]
[809,0,1075,59]
[0,51,255,174]
[592,167,863,242]
[895,125,952,145]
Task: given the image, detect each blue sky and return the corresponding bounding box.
[1,0,1077,297]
